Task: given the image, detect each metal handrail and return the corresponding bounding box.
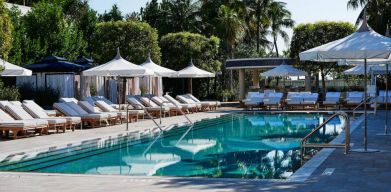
[163,101,193,124]
[300,111,350,165]
[126,103,163,132]
[352,96,377,119]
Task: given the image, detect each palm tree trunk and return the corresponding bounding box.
[256,4,260,53]
[273,35,279,57]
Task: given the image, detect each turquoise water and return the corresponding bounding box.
[0,113,345,179]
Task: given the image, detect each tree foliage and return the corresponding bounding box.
[22,1,86,63]
[99,4,123,22]
[289,21,356,95]
[91,20,160,64]
[0,0,12,59]
[347,0,391,35]
[159,32,221,98]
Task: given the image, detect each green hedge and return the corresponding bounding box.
[91,20,160,64]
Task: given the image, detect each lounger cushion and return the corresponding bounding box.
[95,101,116,112]
[5,105,35,120]
[127,97,145,109]
[41,118,67,124]
[53,103,79,117]
[140,97,159,107]
[60,98,78,103]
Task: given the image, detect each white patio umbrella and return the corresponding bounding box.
[343,65,391,75]
[83,48,154,130]
[140,54,176,96]
[176,59,215,94]
[0,58,32,76]
[299,18,391,152]
[261,61,307,88]
[140,54,176,77]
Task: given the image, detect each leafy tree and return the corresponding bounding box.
[347,0,391,35]
[0,0,12,59]
[289,21,356,96]
[215,4,244,59]
[4,0,40,6]
[91,20,160,64]
[23,1,86,63]
[268,1,294,57]
[99,4,123,22]
[159,32,221,98]
[7,5,25,64]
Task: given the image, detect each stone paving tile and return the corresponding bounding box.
[1,110,391,191]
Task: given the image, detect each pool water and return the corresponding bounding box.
[0,113,346,179]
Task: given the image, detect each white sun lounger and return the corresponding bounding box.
[60,97,79,104]
[323,92,341,109]
[158,96,195,113]
[22,101,81,131]
[176,95,207,111]
[345,91,364,108]
[242,92,264,109]
[93,96,124,110]
[53,102,109,128]
[127,96,165,118]
[139,97,173,116]
[23,100,57,116]
[0,109,48,139]
[186,94,220,109]
[95,100,142,122]
[78,101,122,124]
[376,91,391,105]
[4,103,64,133]
[263,92,283,109]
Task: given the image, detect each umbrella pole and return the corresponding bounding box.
[364,58,368,151]
[188,78,193,94]
[386,63,389,134]
[352,58,379,153]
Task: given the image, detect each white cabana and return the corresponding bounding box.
[83,48,154,130]
[261,62,307,77]
[343,65,391,75]
[176,59,215,94]
[299,18,391,151]
[139,54,176,96]
[83,50,153,77]
[0,58,32,76]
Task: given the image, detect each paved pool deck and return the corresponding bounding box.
[1,109,390,191]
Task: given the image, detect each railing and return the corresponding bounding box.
[352,96,377,119]
[126,103,163,132]
[300,111,350,165]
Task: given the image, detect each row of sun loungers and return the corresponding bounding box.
[243,91,389,110]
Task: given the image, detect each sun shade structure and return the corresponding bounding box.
[343,65,391,75]
[0,58,32,76]
[175,59,215,94]
[83,49,153,77]
[299,20,391,61]
[176,59,215,78]
[140,54,176,77]
[260,61,307,77]
[299,18,391,152]
[24,56,89,73]
[82,48,154,131]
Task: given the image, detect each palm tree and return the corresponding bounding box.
[244,0,273,53]
[347,0,391,35]
[267,1,294,57]
[215,4,245,59]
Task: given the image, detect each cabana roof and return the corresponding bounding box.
[225,58,294,69]
[24,55,90,73]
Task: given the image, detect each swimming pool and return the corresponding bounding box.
[0,113,346,179]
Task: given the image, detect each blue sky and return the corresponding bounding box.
[88,0,362,51]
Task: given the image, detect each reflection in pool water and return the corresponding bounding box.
[2,113,345,179]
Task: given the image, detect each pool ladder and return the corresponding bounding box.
[352,96,377,120]
[300,111,350,165]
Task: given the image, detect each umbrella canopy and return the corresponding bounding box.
[83,49,153,77]
[299,19,391,61]
[74,55,94,69]
[0,58,32,76]
[140,54,176,77]
[343,65,391,75]
[261,62,307,77]
[25,56,89,73]
[176,60,215,78]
